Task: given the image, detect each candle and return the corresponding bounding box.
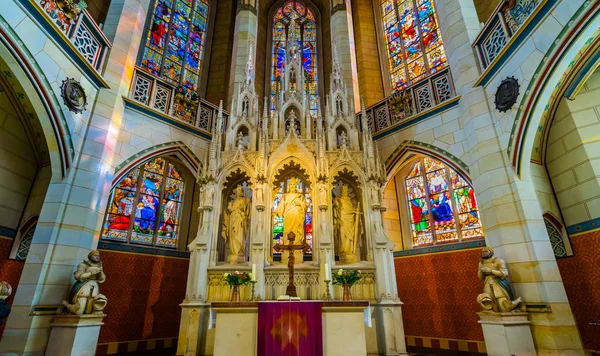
[252,263,256,281]
[325,263,331,280]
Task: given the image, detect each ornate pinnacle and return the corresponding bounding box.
[244,40,255,90]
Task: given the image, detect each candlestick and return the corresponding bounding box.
[250,281,257,301]
[324,280,332,301]
[251,264,256,281]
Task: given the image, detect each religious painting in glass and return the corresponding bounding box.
[272,177,313,254]
[404,158,483,246]
[140,0,209,93]
[270,0,319,118]
[380,0,448,91]
[101,157,186,249]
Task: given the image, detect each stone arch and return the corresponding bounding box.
[0,29,73,178]
[509,6,600,177]
[385,140,471,186]
[112,142,202,188]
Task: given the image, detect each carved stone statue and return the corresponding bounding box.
[333,185,361,263]
[0,281,11,325]
[477,247,524,313]
[339,131,348,148]
[222,186,251,263]
[59,250,107,315]
[236,131,245,150]
[273,177,307,245]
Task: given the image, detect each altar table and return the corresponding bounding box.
[211,301,369,356]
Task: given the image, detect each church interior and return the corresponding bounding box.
[0,0,599,355]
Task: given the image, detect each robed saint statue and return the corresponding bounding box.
[333,185,361,263]
[222,186,251,263]
[273,177,307,245]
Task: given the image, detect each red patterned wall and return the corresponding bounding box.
[394,248,484,341]
[98,250,189,343]
[0,237,24,339]
[556,231,600,352]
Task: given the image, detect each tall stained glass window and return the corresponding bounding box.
[405,158,483,247]
[272,177,313,254]
[380,0,448,91]
[101,157,186,249]
[270,0,319,118]
[140,0,209,93]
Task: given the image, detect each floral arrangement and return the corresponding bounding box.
[332,269,362,286]
[223,271,253,286]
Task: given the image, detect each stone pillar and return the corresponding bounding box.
[0,0,150,354]
[478,312,536,356]
[45,315,105,356]
[433,0,585,353]
[227,2,258,108]
[330,0,360,110]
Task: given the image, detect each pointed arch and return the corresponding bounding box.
[385,140,470,184]
[508,4,600,175]
[0,19,75,177]
[113,142,201,187]
[267,0,323,117]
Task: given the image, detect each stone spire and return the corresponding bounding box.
[331,42,345,93]
[243,40,255,92]
[205,100,224,179]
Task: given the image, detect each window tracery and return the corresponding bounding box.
[140,0,209,93]
[380,0,448,91]
[101,157,186,249]
[405,158,483,246]
[270,0,319,117]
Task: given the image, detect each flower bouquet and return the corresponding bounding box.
[224,271,252,302]
[332,269,362,301]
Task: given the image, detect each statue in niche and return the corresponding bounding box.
[477,247,525,313]
[273,177,307,245]
[333,185,361,263]
[339,131,348,148]
[222,186,251,263]
[236,131,245,150]
[58,250,107,315]
[286,111,300,136]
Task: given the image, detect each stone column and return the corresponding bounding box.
[330,0,360,110]
[433,0,585,353]
[228,2,258,108]
[0,0,150,354]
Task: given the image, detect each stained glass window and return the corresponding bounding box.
[270,1,319,118]
[405,158,483,247]
[15,224,36,261]
[380,0,448,91]
[542,215,569,258]
[272,177,313,254]
[101,157,186,249]
[140,0,209,93]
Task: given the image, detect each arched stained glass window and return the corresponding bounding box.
[380,0,448,91]
[15,224,36,261]
[270,0,319,118]
[101,157,186,249]
[272,177,313,254]
[405,158,483,246]
[542,214,570,258]
[140,0,209,93]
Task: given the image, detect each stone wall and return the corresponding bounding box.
[545,72,600,226]
[351,0,385,107]
[0,90,41,235]
[204,0,236,105]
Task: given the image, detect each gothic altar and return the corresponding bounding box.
[177,17,407,356]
